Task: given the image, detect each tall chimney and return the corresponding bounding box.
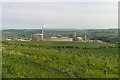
[84,34,86,42]
[74,33,76,37]
[42,27,44,41]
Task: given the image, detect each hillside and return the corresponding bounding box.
[2,41,119,78]
[2,29,119,43]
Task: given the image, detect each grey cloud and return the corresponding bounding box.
[2,2,118,29]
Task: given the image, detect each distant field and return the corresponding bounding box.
[2,41,119,78]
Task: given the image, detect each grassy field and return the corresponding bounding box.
[2,41,119,78]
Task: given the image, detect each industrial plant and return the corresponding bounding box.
[6,27,103,43]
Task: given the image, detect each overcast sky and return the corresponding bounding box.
[1,0,118,29]
[1,0,119,2]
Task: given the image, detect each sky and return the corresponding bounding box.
[1,0,119,29]
[1,0,119,2]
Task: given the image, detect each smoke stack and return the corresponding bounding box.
[41,25,46,41]
[42,27,44,40]
[84,34,87,42]
[74,33,76,37]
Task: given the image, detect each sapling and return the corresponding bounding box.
[86,56,90,72]
[104,69,107,78]
[103,56,110,78]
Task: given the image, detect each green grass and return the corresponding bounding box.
[2,41,119,78]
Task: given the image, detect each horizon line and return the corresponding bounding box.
[1,28,118,30]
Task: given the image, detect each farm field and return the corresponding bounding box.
[2,41,119,78]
